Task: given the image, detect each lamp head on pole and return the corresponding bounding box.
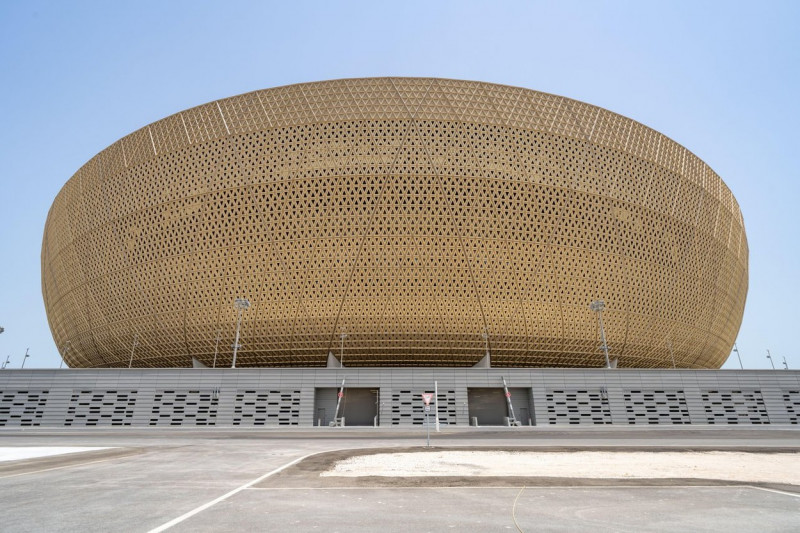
[234,298,251,311]
[590,300,605,313]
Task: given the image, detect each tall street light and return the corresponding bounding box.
[231,298,251,368]
[590,300,611,369]
[60,341,71,369]
[340,333,348,366]
[128,334,139,368]
[212,330,221,369]
[1,356,9,369]
[766,350,775,370]
[732,343,744,369]
[783,356,789,370]
[21,348,30,369]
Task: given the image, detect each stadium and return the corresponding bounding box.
[41,77,748,370]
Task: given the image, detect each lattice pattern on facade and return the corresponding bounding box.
[389,389,457,425]
[623,389,690,424]
[42,78,748,369]
[65,390,138,426]
[0,390,50,427]
[149,390,218,426]
[232,389,301,426]
[783,390,800,424]
[545,389,612,424]
[701,389,770,424]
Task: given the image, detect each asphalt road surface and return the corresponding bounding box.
[1,426,798,532]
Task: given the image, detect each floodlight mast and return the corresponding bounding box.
[60,341,71,369]
[128,334,138,368]
[732,343,744,369]
[231,298,251,368]
[766,350,775,370]
[340,333,348,366]
[590,300,611,369]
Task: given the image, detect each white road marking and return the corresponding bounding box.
[748,485,800,499]
[147,452,322,533]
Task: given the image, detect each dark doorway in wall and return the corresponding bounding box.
[315,387,379,426]
[467,387,533,426]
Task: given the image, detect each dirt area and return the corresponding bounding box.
[259,446,800,492]
[322,449,800,484]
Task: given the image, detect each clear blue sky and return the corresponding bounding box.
[1,1,798,369]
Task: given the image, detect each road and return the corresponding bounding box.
[0,426,798,532]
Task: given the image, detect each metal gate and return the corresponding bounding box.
[467,388,507,425]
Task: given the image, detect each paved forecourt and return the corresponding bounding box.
[0,427,798,532]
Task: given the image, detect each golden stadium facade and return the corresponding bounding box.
[41,78,748,369]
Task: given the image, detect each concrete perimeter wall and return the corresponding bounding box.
[1,368,798,428]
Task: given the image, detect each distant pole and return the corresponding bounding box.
[212,331,221,368]
[340,333,348,367]
[783,356,789,370]
[60,341,71,369]
[128,334,138,368]
[20,348,30,369]
[434,381,440,432]
[231,298,250,368]
[2,355,10,369]
[732,343,744,369]
[766,350,775,370]
[590,300,611,368]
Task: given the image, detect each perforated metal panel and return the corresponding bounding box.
[389,389,457,425]
[42,79,747,369]
[232,389,301,426]
[149,390,219,426]
[0,390,49,426]
[65,390,138,426]
[701,389,770,424]
[623,389,690,424]
[546,389,612,424]
[781,390,799,425]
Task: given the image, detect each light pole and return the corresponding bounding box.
[482,330,489,357]
[21,348,30,369]
[128,334,138,368]
[766,350,775,370]
[339,332,347,366]
[667,340,676,369]
[60,341,71,369]
[212,330,221,368]
[590,300,611,369]
[2,356,9,369]
[732,343,744,369]
[231,298,250,368]
[783,356,789,370]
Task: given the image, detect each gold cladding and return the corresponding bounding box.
[41,78,748,369]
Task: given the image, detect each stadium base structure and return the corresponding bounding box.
[1,368,798,428]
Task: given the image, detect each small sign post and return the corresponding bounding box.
[422,393,434,447]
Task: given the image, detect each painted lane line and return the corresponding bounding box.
[748,485,800,499]
[147,451,321,533]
